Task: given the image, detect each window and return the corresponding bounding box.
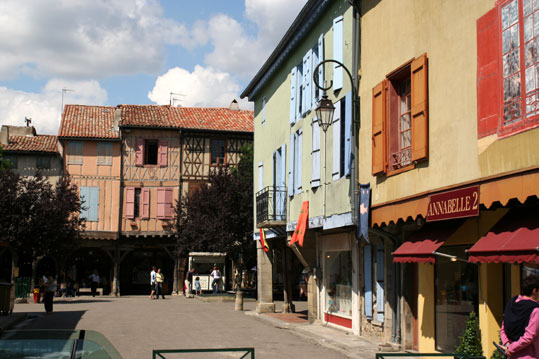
[126,187,149,219]
[311,117,321,188]
[3,155,17,169]
[80,187,99,222]
[67,141,83,165]
[364,244,385,322]
[272,145,286,219]
[97,142,113,165]
[288,130,302,196]
[372,53,428,176]
[157,188,174,219]
[325,250,352,318]
[36,156,51,169]
[211,139,226,165]
[477,0,539,138]
[333,15,344,90]
[135,139,167,167]
[258,162,264,191]
[332,92,352,180]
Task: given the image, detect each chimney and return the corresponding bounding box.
[229,99,240,111]
[113,108,121,131]
[0,125,9,145]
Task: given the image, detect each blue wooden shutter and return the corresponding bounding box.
[290,68,297,125]
[296,64,303,119]
[288,133,295,197]
[311,117,321,188]
[332,99,341,180]
[364,244,373,319]
[262,96,267,125]
[80,187,89,220]
[344,91,352,176]
[279,144,286,188]
[333,16,343,90]
[258,162,263,191]
[295,129,303,195]
[89,187,99,222]
[303,50,312,114]
[317,34,324,100]
[376,245,385,322]
[312,46,319,108]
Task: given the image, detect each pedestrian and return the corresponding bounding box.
[185,268,195,297]
[155,268,165,299]
[89,270,100,297]
[194,276,202,296]
[42,272,56,314]
[149,266,156,300]
[500,275,539,359]
[210,266,221,294]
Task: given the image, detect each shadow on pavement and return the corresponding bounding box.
[53,299,112,304]
[17,310,86,330]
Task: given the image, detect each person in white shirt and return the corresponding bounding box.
[210,266,221,294]
[149,266,156,299]
[89,270,100,297]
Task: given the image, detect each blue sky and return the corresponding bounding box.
[0,0,307,134]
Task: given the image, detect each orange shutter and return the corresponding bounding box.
[141,188,150,219]
[372,80,387,175]
[125,187,135,219]
[411,53,428,163]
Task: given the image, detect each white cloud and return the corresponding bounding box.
[147,66,251,109]
[0,0,196,80]
[0,79,107,135]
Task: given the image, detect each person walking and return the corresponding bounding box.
[500,275,539,359]
[185,268,195,298]
[42,273,56,314]
[149,266,156,300]
[210,266,221,294]
[89,270,100,297]
[155,268,165,299]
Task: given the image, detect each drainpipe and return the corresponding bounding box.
[369,227,401,344]
[174,128,184,295]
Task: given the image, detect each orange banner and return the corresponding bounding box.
[289,201,309,247]
[259,228,269,252]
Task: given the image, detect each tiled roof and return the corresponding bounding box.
[59,105,119,139]
[121,105,254,133]
[2,135,58,153]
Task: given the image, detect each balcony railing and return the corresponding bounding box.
[256,186,287,226]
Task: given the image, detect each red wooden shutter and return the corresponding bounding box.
[135,139,144,167]
[126,187,135,219]
[372,80,387,175]
[477,7,500,138]
[165,188,174,218]
[158,139,168,167]
[141,188,150,219]
[157,188,165,219]
[411,53,428,163]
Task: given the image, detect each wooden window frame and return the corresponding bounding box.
[67,141,83,165]
[210,138,226,166]
[144,139,159,166]
[97,142,113,166]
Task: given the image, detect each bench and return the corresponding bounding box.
[77,287,103,296]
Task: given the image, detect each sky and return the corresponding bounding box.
[0,0,308,135]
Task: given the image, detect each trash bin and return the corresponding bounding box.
[0,282,15,315]
[33,288,41,303]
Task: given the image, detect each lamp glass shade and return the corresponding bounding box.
[316,95,335,132]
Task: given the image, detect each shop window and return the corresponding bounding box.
[325,251,352,318]
[372,54,428,176]
[434,246,478,352]
[210,139,226,165]
[477,0,539,138]
[36,156,51,170]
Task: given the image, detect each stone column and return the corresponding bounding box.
[256,240,275,313]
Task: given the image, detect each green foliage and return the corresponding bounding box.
[456,311,484,357]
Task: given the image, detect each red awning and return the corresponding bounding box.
[468,208,539,263]
[392,222,459,263]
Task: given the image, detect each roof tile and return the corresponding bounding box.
[59,105,119,139]
[2,135,58,153]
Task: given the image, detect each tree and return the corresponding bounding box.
[0,167,85,277]
[456,311,484,356]
[176,144,255,288]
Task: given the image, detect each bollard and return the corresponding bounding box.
[234,290,244,311]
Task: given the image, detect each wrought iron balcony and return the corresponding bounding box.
[256,186,287,227]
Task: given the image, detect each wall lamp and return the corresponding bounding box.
[432,251,467,263]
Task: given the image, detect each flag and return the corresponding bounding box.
[289,201,309,247]
[259,228,269,252]
[358,183,371,243]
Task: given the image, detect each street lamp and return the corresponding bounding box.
[315,91,335,132]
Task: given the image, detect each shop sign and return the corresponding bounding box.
[427,186,479,222]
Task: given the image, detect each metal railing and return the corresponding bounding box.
[153,347,255,359]
[256,186,286,225]
[376,353,485,359]
[15,277,32,299]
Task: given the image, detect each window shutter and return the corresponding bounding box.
[277,144,286,218]
[296,65,303,118]
[89,187,99,221]
[372,80,387,175]
[295,129,303,195]
[279,144,286,188]
[80,187,89,219]
[311,117,321,188]
[262,97,267,125]
[316,34,325,103]
[157,188,165,219]
[288,133,295,197]
[303,50,312,114]
[376,245,385,322]
[477,7,500,138]
[332,99,341,180]
[126,187,135,219]
[333,16,343,91]
[258,162,264,191]
[141,188,150,219]
[364,244,373,319]
[165,188,174,218]
[135,139,144,167]
[290,68,297,125]
[411,53,429,163]
[344,91,352,176]
[158,139,168,167]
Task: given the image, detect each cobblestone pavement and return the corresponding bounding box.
[9,295,352,359]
